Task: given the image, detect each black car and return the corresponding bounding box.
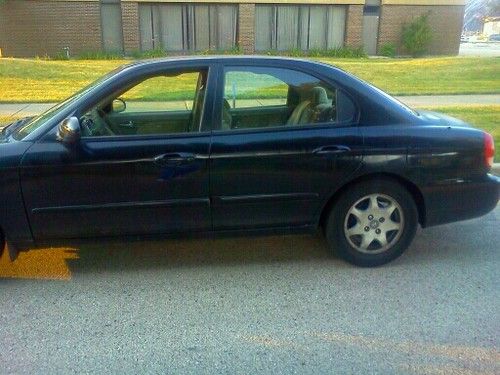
[0,56,498,267]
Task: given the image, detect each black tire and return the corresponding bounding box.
[325,179,418,267]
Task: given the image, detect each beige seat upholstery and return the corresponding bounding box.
[286,100,312,126]
[286,86,330,126]
[221,99,232,130]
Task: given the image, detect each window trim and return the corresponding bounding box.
[213,64,360,134]
[78,66,212,140]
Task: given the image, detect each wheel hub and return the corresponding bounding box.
[344,193,405,254]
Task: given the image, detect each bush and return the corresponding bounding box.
[402,13,432,57]
[52,51,70,60]
[197,45,243,55]
[75,50,124,60]
[380,43,396,58]
[129,48,167,59]
[261,47,367,58]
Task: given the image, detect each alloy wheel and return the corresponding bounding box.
[343,193,404,254]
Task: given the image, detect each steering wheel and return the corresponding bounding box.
[80,108,114,136]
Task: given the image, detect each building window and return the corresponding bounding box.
[255,5,346,51]
[139,4,238,52]
[100,0,124,52]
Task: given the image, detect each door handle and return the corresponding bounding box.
[119,121,135,128]
[154,153,196,166]
[313,145,351,155]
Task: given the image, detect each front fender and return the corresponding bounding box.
[0,141,35,252]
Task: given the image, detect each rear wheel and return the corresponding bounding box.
[325,179,418,267]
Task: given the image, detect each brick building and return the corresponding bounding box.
[0,0,465,57]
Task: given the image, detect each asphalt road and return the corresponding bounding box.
[0,207,499,374]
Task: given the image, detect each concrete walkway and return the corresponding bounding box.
[398,94,500,107]
[0,94,499,117]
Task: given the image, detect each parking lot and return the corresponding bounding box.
[0,206,498,374]
[459,42,500,57]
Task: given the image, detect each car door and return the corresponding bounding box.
[209,64,363,230]
[20,65,214,240]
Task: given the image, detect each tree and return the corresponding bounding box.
[402,13,433,57]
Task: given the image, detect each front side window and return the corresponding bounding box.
[80,69,207,137]
[219,66,356,131]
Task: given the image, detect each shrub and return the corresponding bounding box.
[75,50,124,60]
[402,13,432,57]
[52,51,69,60]
[261,47,367,58]
[129,48,167,59]
[380,43,396,58]
[197,45,244,55]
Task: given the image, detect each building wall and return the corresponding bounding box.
[0,0,465,57]
[238,3,255,54]
[121,2,141,53]
[345,5,364,48]
[0,0,102,58]
[378,5,465,55]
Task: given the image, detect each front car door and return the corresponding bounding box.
[209,62,363,230]
[20,63,215,240]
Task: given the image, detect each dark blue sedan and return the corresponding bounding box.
[0,57,498,266]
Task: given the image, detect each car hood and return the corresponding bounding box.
[417,110,471,128]
[0,116,35,141]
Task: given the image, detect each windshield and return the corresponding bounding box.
[12,66,124,140]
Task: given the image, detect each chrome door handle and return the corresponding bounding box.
[154,153,196,166]
[119,121,135,128]
[313,145,351,155]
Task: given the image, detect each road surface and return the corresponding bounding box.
[0,206,499,374]
[460,42,500,57]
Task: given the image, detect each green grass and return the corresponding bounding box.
[420,105,499,156]
[0,57,498,103]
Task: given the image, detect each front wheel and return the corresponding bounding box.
[325,180,418,267]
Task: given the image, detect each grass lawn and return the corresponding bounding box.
[0,57,498,103]
[418,105,499,156]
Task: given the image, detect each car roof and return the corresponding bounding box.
[121,55,337,71]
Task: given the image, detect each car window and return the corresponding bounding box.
[224,71,289,109]
[80,70,207,137]
[219,66,356,131]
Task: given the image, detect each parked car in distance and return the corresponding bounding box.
[0,56,498,267]
[488,34,500,42]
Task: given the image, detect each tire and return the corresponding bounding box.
[325,179,418,267]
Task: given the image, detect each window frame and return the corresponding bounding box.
[212,63,360,135]
[77,65,214,141]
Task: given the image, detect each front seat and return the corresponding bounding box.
[286,87,330,126]
[221,99,232,130]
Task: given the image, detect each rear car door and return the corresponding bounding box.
[209,64,363,230]
[20,64,214,240]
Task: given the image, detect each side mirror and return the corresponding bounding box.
[112,98,126,113]
[56,117,81,144]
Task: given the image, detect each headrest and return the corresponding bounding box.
[310,87,329,106]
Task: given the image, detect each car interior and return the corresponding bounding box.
[220,85,338,131]
[79,70,208,137]
[79,69,344,137]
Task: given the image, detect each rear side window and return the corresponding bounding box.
[219,66,357,131]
